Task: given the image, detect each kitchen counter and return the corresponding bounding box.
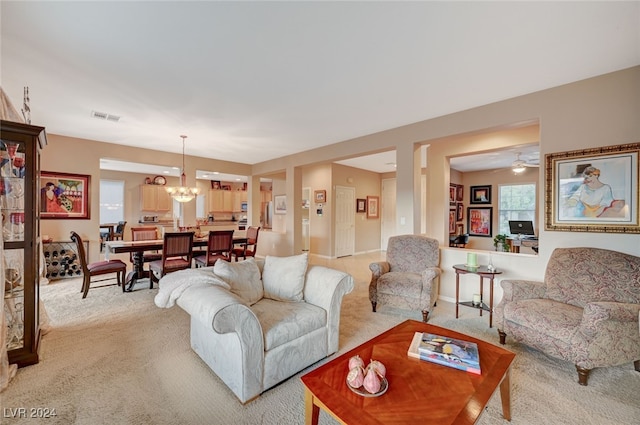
[138,220,240,226]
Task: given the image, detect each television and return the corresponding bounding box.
[508,220,535,236]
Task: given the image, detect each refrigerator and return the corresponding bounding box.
[262,201,273,229]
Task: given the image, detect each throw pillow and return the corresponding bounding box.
[213,258,263,305]
[262,253,308,302]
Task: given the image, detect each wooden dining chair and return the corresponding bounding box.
[231,226,260,262]
[194,230,234,268]
[70,231,127,298]
[130,226,162,265]
[112,221,127,241]
[149,232,194,288]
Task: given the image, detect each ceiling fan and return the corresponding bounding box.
[511,152,539,173]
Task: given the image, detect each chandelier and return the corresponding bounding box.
[165,135,200,202]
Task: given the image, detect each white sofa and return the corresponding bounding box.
[155,254,354,403]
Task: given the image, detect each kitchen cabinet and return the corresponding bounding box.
[209,189,233,212]
[2,120,47,368]
[233,191,247,212]
[140,185,172,212]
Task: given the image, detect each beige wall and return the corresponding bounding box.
[302,164,332,256]
[39,66,640,283]
[40,135,251,262]
[332,164,381,255]
[252,66,640,304]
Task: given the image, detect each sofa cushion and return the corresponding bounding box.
[503,298,583,343]
[544,247,640,307]
[377,272,422,298]
[251,298,326,351]
[262,253,308,302]
[214,258,263,305]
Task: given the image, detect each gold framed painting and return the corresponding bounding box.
[545,142,639,233]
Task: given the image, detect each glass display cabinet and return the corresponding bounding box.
[2,119,47,367]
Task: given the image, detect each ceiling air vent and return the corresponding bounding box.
[91,110,121,122]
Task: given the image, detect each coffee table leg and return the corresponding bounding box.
[499,369,512,421]
[304,387,320,425]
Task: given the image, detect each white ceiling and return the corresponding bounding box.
[2,2,639,174]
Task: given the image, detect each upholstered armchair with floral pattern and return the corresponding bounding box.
[369,235,441,322]
[495,247,640,386]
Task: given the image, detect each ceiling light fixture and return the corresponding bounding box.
[512,165,526,174]
[165,135,200,203]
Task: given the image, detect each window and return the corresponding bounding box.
[99,180,124,223]
[498,183,536,235]
[196,193,205,219]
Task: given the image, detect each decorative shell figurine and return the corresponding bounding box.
[347,355,386,394]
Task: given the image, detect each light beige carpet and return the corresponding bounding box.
[3,270,639,425]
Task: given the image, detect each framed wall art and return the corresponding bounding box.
[356,198,366,213]
[40,171,91,219]
[470,185,491,204]
[456,184,464,202]
[545,142,639,233]
[467,206,492,237]
[456,202,464,221]
[449,185,456,205]
[367,196,379,219]
[449,208,456,234]
[274,195,287,214]
[314,189,326,203]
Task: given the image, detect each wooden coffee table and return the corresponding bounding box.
[301,320,515,425]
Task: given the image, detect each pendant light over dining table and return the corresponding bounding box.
[165,135,200,202]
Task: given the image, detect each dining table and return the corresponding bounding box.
[104,232,248,292]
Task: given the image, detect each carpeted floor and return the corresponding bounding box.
[3,253,639,424]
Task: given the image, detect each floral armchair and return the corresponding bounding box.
[495,247,640,385]
[369,235,441,322]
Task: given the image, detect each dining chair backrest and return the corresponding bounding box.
[149,231,195,287]
[207,230,234,255]
[246,226,260,246]
[131,226,158,242]
[130,226,161,262]
[202,230,234,266]
[70,231,90,276]
[232,226,260,261]
[162,231,195,262]
[112,221,127,240]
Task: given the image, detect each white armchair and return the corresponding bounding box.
[159,254,354,403]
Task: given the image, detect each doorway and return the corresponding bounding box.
[334,186,355,257]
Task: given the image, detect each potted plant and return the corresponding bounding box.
[493,234,509,252]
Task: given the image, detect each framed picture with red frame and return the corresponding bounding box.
[40,171,90,219]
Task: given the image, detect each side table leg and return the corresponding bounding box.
[499,369,512,421]
[489,276,495,328]
[479,276,483,317]
[455,272,460,319]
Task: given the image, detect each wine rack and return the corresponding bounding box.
[43,240,87,280]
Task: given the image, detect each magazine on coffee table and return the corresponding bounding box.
[407,332,481,375]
